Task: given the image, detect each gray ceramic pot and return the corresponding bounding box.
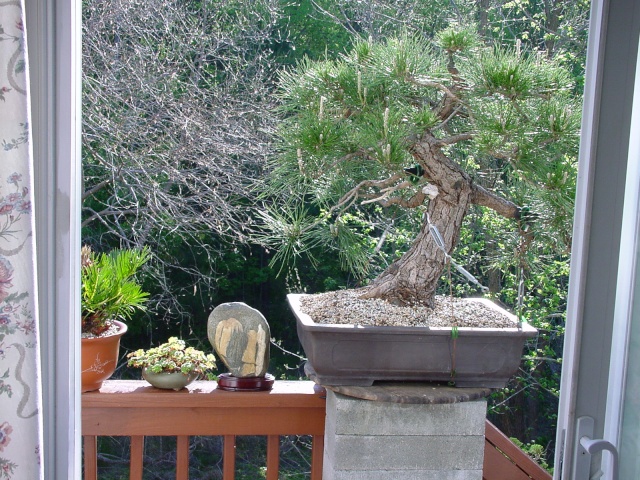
[288,293,537,388]
[142,368,197,390]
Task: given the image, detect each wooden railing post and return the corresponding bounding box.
[176,435,190,480]
[223,435,236,480]
[130,435,144,480]
[310,434,324,480]
[83,435,98,480]
[266,435,280,480]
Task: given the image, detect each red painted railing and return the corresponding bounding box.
[82,380,550,480]
[82,380,325,480]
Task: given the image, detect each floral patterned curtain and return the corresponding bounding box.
[0,1,43,478]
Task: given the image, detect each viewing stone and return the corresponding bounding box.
[207,302,270,378]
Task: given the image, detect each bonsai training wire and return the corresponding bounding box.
[425,212,490,294]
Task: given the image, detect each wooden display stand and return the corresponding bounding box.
[216,373,275,391]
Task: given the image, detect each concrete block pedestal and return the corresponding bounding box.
[320,382,492,480]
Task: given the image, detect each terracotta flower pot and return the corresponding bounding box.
[81,320,127,392]
[288,293,537,388]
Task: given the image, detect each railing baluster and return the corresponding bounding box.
[223,435,236,480]
[82,380,326,480]
[130,435,144,480]
[83,435,98,480]
[176,435,190,480]
[310,434,324,480]
[266,435,280,480]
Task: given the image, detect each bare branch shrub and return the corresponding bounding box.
[82,0,282,318]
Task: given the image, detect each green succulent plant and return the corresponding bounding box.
[81,246,151,336]
[127,337,217,378]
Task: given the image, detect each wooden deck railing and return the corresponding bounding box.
[83,380,551,480]
[82,380,326,480]
[483,420,552,480]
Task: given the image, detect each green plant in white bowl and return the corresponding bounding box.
[127,337,217,389]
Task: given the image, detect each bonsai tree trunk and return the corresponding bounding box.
[362,196,467,306]
[362,134,520,306]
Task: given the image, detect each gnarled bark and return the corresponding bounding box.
[361,135,474,306]
[361,133,521,306]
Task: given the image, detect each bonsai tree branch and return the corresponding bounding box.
[333,173,404,213]
[435,132,474,146]
[360,180,417,205]
[471,183,520,219]
[432,104,466,132]
[376,188,427,209]
[407,75,461,105]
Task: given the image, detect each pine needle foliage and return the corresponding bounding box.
[437,26,477,53]
[257,29,580,288]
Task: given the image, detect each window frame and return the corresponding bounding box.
[25,0,83,477]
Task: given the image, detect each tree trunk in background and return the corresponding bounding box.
[476,0,491,42]
[485,236,503,294]
[544,0,565,58]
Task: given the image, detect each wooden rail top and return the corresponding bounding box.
[82,380,550,480]
[83,380,327,437]
[83,379,326,408]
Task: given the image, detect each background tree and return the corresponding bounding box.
[81,0,588,470]
[475,0,590,91]
[257,29,580,307]
[82,0,282,320]
[272,0,475,64]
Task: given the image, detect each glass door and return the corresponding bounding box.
[603,33,640,477]
[616,310,640,476]
[554,1,640,478]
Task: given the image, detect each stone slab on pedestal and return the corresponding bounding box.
[207,302,270,378]
[321,380,489,480]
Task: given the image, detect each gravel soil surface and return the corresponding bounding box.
[299,289,517,328]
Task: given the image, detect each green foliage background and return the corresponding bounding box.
[82,0,590,475]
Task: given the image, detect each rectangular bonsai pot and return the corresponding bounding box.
[288,293,538,388]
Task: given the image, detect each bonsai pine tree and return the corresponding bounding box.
[258,29,580,307]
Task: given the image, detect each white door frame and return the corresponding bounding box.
[555,0,640,478]
[25,0,83,478]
